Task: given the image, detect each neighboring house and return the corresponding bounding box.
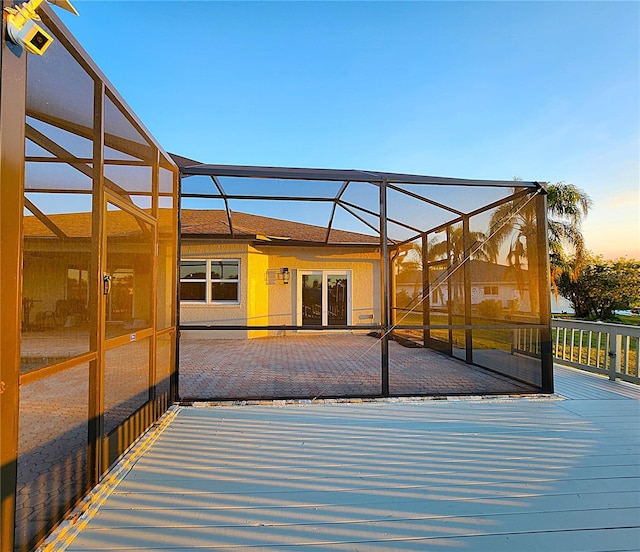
[180,209,382,339]
[395,259,531,314]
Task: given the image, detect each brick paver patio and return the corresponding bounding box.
[179,334,536,400]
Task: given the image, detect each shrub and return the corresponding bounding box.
[477,299,502,318]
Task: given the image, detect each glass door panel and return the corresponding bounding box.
[300,271,350,327]
[327,274,347,326]
[302,273,322,326]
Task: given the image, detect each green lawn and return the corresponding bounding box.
[613,314,640,327]
[392,310,520,351]
[553,313,640,327]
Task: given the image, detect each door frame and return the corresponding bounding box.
[296,269,352,327]
[100,191,158,471]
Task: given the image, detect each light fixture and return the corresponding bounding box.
[4,0,78,56]
[282,267,290,285]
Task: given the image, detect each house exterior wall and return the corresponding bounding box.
[180,242,251,338]
[180,241,380,339]
[23,252,69,316]
[264,245,380,333]
[247,247,270,338]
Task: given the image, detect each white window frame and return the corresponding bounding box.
[180,259,240,305]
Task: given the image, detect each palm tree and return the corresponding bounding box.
[394,227,497,313]
[489,195,537,308]
[395,181,591,316]
[488,181,592,311]
[546,182,592,297]
[426,226,498,266]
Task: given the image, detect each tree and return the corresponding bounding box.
[488,181,592,311]
[395,181,592,315]
[556,257,640,320]
[426,226,498,265]
[427,226,498,312]
[488,189,539,311]
[546,182,592,297]
[395,227,497,312]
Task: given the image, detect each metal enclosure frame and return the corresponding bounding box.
[0,4,179,550]
[177,161,554,401]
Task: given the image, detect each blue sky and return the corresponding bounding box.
[57,1,639,259]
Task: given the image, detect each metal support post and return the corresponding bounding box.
[536,190,554,393]
[462,216,473,363]
[0,14,27,550]
[380,180,390,396]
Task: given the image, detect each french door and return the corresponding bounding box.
[299,271,351,327]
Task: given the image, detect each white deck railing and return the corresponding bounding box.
[512,319,639,384]
[552,318,640,384]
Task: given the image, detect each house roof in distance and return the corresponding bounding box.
[22,208,174,240]
[181,209,380,245]
[22,207,379,245]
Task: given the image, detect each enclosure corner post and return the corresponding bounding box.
[0,14,27,550]
[536,189,554,393]
[380,179,390,396]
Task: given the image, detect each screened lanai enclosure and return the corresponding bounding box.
[176,161,553,401]
[1,3,553,551]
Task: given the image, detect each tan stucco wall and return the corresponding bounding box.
[180,242,251,339]
[22,254,70,317]
[247,247,269,338]
[261,245,380,334]
[180,241,380,339]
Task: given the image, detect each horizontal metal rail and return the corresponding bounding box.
[179,324,382,332]
[180,323,549,332]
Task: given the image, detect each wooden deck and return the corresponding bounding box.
[42,365,640,551]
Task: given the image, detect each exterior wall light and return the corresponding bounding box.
[4,0,78,55]
[282,267,290,284]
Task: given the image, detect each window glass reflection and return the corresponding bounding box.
[105,203,154,339]
[21,193,93,374]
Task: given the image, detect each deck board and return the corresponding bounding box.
[45,365,640,552]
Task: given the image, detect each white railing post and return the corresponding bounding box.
[608,331,622,381]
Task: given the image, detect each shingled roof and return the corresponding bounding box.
[23,208,380,245]
[181,209,380,245]
[23,208,175,240]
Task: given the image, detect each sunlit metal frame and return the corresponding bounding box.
[1,4,179,550]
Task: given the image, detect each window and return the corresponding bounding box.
[180,259,239,303]
[483,285,499,296]
[66,267,89,304]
